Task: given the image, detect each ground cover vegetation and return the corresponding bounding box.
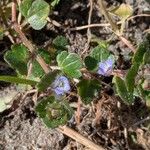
[0,0,150,149]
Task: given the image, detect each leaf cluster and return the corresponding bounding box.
[113,35,150,104]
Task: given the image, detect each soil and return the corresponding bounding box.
[0,0,150,150]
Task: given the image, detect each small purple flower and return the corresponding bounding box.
[98,57,114,76]
[51,76,70,95]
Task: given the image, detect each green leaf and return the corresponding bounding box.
[4,44,29,75]
[53,36,69,51]
[114,36,150,105]
[125,63,139,93]
[35,96,73,128]
[35,96,54,118]
[132,41,147,65]
[113,76,133,104]
[110,3,133,19]
[84,56,98,71]
[77,79,101,104]
[27,0,50,30]
[20,0,33,17]
[31,48,51,78]
[51,0,60,7]
[87,44,112,71]
[90,45,110,66]
[57,51,82,78]
[0,76,37,85]
[37,70,60,91]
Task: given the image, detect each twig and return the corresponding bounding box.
[12,0,17,22]
[70,14,150,31]
[97,0,136,52]
[97,0,118,32]
[112,69,126,78]
[127,14,150,21]
[57,126,105,150]
[17,0,22,25]
[144,28,150,33]
[4,31,15,43]
[87,0,93,44]
[132,116,150,127]
[118,35,136,53]
[47,18,62,27]
[70,23,110,31]
[81,0,93,56]
[124,127,130,150]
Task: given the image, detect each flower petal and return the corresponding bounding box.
[51,75,70,95]
[97,57,114,76]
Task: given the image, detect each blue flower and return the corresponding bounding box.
[98,57,114,76]
[51,76,71,95]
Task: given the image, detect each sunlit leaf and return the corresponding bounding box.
[110,3,133,19]
[20,0,50,30]
[51,0,60,7]
[20,0,33,17]
[57,51,82,78]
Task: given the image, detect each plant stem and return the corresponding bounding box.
[11,0,50,74]
[97,0,118,32]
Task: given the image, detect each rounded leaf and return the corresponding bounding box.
[57,51,82,78]
[77,79,101,104]
[35,96,73,128]
[27,0,50,30]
